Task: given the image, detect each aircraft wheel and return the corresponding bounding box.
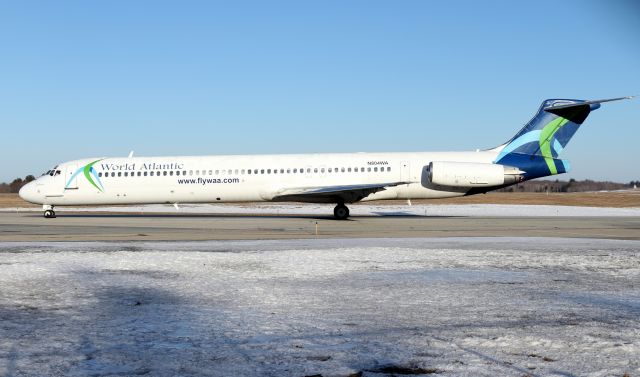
[333,204,350,220]
[44,210,56,219]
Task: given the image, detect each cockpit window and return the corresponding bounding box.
[42,165,60,177]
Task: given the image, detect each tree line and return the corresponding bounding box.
[0,176,36,193]
[498,179,640,193]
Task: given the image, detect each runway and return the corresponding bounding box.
[1,211,639,241]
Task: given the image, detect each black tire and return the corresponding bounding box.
[333,204,350,220]
[44,210,56,219]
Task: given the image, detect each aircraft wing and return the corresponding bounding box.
[269,181,409,203]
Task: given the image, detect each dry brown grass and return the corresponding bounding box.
[0,194,39,208]
[392,191,640,208]
[2,191,639,209]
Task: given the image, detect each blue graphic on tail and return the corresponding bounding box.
[495,99,599,179]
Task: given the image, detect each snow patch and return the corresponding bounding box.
[1,237,639,376]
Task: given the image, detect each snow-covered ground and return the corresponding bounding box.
[4,202,640,217]
[1,238,639,376]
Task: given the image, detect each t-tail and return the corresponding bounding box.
[494,97,632,180]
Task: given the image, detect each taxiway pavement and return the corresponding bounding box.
[1,211,638,241]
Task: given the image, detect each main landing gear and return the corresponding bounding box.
[333,203,350,220]
[43,205,56,219]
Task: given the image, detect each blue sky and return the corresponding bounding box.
[1,1,638,182]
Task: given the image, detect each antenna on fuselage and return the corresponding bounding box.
[128,151,134,158]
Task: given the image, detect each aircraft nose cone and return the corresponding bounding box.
[18,181,41,204]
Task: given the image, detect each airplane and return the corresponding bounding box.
[19,97,631,219]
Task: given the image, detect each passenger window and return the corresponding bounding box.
[306,168,311,173]
[267,169,271,174]
[215,170,219,175]
[163,171,167,176]
[117,172,121,177]
[361,167,365,172]
[150,171,154,176]
[176,171,180,176]
[157,171,161,176]
[347,168,351,172]
[280,169,284,174]
[247,169,251,174]
[314,168,318,173]
[254,169,258,174]
[124,172,128,177]
[341,167,345,172]
[170,171,174,176]
[287,169,290,173]
[321,168,325,173]
[293,168,297,173]
[183,171,186,176]
[209,170,213,175]
[111,172,115,177]
[144,172,148,177]
[328,168,332,173]
[273,169,278,174]
[189,170,193,176]
[195,170,199,175]
[261,169,265,174]
[241,169,245,174]
[387,167,391,172]
[367,167,371,172]
[98,172,102,177]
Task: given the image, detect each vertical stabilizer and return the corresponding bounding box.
[494,97,631,179]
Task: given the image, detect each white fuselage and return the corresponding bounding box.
[21,150,499,206]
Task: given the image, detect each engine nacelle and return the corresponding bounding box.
[427,161,524,188]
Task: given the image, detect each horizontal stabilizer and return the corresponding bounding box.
[543,96,633,111]
[543,97,633,123]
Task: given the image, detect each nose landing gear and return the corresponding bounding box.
[333,203,350,220]
[43,205,56,219]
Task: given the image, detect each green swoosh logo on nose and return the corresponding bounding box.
[83,159,104,191]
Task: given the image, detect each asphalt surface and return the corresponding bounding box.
[1,211,639,241]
